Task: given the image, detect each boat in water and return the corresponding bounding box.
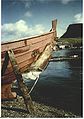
[1,19,57,99]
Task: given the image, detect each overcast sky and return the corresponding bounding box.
[1,0,83,42]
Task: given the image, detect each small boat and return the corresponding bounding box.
[1,19,57,99]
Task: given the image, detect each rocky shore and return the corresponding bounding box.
[1,95,78,118]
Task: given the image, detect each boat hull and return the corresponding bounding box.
[2,32,56,84]
[1,19,57,99]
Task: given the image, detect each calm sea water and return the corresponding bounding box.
[26,48,83,116]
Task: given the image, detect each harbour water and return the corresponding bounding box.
[26,48,82,116]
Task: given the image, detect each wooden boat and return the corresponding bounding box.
[1,20,57,99]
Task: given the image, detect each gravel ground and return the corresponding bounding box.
[1,95,78,118]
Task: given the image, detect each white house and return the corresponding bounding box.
[59,45,66,49]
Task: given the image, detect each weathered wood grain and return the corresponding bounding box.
[8,50,34,114]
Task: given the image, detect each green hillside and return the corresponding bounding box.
[58,38,82,47]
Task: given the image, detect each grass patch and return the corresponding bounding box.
[58,38,82,47]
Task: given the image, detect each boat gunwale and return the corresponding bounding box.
[1,31,54,45]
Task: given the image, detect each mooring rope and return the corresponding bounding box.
[28,72,40,95]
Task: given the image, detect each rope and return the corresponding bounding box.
[29,76,39,95]
[28,72,40,95]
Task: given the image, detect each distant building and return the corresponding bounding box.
[59,44,70,49]
[59,45,66,49]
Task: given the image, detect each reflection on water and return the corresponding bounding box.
[26,48,82,116]
[41,61,72,78]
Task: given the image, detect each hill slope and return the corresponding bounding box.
[61,23,83,38]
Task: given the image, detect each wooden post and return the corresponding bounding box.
[1,51,9,76]
[7,50,34,114]
[52,19,57,31]
[1,52,17,99]
[52,19,57,40]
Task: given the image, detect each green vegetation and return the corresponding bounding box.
[58,38,82,47]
